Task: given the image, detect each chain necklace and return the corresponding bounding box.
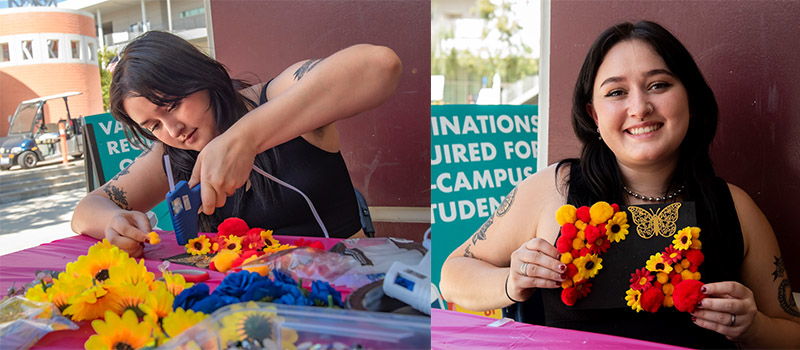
[623,185,685,202]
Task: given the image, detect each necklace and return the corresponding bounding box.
[623,185,685,202]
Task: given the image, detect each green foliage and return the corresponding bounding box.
[97,47,118,112]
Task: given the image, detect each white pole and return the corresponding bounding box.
[96,9,104,48]
[140,0,147,32]
[167,0,173,32]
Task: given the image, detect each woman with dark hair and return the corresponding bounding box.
[440,21,800,348]
[71,31,401,257]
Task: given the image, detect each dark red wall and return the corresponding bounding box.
[549,1,800,285]
[210,0,430,239]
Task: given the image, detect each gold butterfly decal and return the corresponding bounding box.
[628,203,681,239]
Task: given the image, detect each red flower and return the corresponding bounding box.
[585,225,602,243]
[575,281,592,298]
[217,218,249,237]
[293,238,325,250]
[663,246,683,264]
[576,206,591,223]
[629,267,654,291]
[561,287,579,306]
[588,236,610,255]
[561,223,578,241]
[641,288,665,313]
[673,280,705,313]
[686,249,704,268]
[556,235,572,253]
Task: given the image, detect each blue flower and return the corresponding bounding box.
[191,294,240,314]
[173,283,210,311]
[213,270,265,299]
[274,292,313,306]
[241,279,280,302]
[310,280,343,307]
[272,270,298,285]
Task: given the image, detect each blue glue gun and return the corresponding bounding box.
[167,180,202,245]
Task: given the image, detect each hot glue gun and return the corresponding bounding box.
[164,155,202,245]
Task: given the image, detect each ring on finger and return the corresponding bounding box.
[728,313,736,327]
[520,262,529,276]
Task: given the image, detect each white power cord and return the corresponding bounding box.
[251,165,329,238]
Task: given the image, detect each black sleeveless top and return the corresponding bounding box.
[511,163,743,349]
[214,84,362,238]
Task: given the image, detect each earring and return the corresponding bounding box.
[597,127,602,140]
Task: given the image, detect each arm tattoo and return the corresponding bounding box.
[463,245,475,258]
[496,187,518,217]
[772,256,800,317]
[293,58,324,81]
[471,215,494,245]
[111,166,130,181]
[103,185,132,211]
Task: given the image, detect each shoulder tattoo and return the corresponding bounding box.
[471,214,494,245]
[496,187,518,217]
[293,58,324,81]
[103,184,132,211]
[772,256,800,317]
[111,166,130,182]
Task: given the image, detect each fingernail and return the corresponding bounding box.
[560,273,567,280]
[696,301,702,307]
[557,253,562,260]
[555,281,561,287]
[701,286,707,293]
[559,264,566,272]
[691,317,697,322]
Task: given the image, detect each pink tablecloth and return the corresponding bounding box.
[431,309,690,350]
[0,232,341,349]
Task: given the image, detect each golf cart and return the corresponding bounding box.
[0,92,84,170]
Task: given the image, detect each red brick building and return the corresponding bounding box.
[0,7,103,136]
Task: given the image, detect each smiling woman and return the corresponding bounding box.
[439,21,800,349]
[71,31,402,258]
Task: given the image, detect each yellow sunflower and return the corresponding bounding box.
[162,307,208,339]
[222,235,244,253]
[85,309,154,350]
[157,270,194,296]
[63,277,122,321]
[106,257,155,288]
[241,254,270,277]
[574,254,603,280]
[24,283,48,303]
[625,289,643,312]
[604,212,630,243]
[68,239,131,283]
[645,253,673,274]
[141,285,175,333]
[186,236,211,255]
[218,302,299,350]
[110,282,151,319]
[555,205,577,225]
[263,244,296,255]
[47,272,83,313]
[260,229,280,248]
[672,227,693,250]
[589,201,614,226]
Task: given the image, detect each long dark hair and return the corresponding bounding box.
[110,31,277,231]
[558,21,720,225]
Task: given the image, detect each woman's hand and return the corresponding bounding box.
[691,281,759,341]
[104,210,151,258]
[506,238,566,302]
[189,130,258,215]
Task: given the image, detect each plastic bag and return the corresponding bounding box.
[0,296,78,349]
[329,237,427,288]
[233,247,361,283]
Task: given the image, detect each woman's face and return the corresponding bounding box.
[588,39,690,168]
[123,90,219,152]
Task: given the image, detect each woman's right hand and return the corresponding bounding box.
[104,210,152,258]
[507,238,567,302]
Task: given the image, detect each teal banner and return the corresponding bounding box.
[430,104,539,302]
[83,113,173,231]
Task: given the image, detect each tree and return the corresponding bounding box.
[97,47,118,112]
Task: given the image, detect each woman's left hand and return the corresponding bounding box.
[189,130,257,215]
[691,281,759,341]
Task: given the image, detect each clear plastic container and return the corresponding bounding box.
[160,301,430,350]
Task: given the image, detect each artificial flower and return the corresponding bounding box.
[222,235,244,253]
[263,243,295,255]
[215,271,264,299]
[84,310,153,350]
[574,281,592,298]
[586,235,610,255]
[24,283,48,303]
[663,246,683,264]
[625,289,643,312]
[159,270,194,296]
[673,279,705,313]
[645,253,673,274]
[604,212,630,243]
[243,230,266,250]
[260,229,280,248]
[186,236,211,255]
[68,239,129,283]
[672,227,694,250]
[555,204,578,225]
[191,294,240,314]
[629,267,654,291]
[147,231,161,245]
[241,254,270,277]
[310,280,344,307]
[218,302,299,350]
[574,254,602,280]
[218,217,250,237]
[111,282,150,318]
[173,283,211,311]
[293,238,325,250]
[641,288,665,313]
[141,285,175,328]
[63,278,121,321]
[106,257,154,287]
[589,201,614,225]
[162,307,207,338]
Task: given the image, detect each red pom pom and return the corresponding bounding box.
[611,203,620,213]
[671,273,683,286]
[686,249,704,267]
[217,218,249,236]
[641,287,665,313]
[579,247,590,257]
[561,223,578,241]
[209,261,217,271]
[584,225,602,242]
[571,249,580,258]
[576,206,591,223]
[653,281,663,290]
[561,287,579,306]
[556,236,572,253]
[566,263,578,278]
[599,224,607,235]
[673,280,705,313]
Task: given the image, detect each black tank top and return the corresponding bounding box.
[215,83,361,238]
[517,164,743,349]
